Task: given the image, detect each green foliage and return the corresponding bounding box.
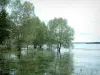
[11,49,55,75]
[48,18,74,49]
[0,0,11,74]
[0,0,75,75]
[21,16,48,49]
[47,18,74,75]
[9,0,35,59]
[0,9,10,44]
[22,1,35,17]
[0,0,10,7]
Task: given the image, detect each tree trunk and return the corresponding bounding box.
[39,45,42,49]
[17,43,21,59]
[27,44,28,56]
[34,44,37,49]
[57,43,61,75]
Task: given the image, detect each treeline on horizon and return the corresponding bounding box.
[73,42,100,44]
[0,0,74,75]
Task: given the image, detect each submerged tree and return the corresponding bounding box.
[48,18,74,55]
[0,0,75,75]
[48,18,74,75]
[10,0,35,59]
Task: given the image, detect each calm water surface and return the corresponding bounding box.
[72,44,100,75]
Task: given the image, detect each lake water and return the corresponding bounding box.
[72,44,100,75]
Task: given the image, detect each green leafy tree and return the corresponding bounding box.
[0,7,10,44]
[0,0,11,75]
[48,18,74,54]
[22,17,47,49]
[0,0,75,75]
[10,0,35,59]
[48,17,74,75]
[32,18,47,49]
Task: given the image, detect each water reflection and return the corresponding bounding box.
[2,44,100,75]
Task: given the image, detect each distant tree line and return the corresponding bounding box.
[73,42,100,44]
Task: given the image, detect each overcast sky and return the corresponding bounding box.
[28,0,100,42]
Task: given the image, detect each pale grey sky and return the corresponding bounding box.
[28,0,100,42]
